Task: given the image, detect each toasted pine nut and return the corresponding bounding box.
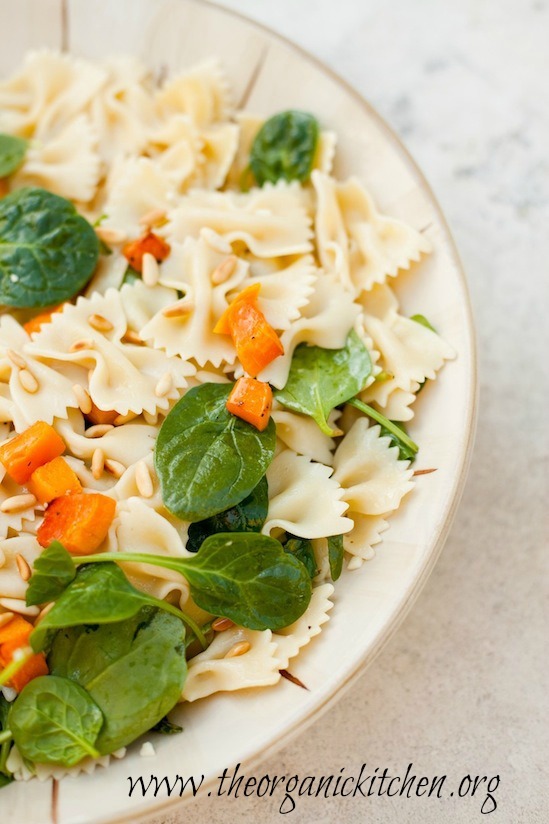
[224,641,251,658]
[114,411,138,426]
[96,226,127,245]
[15,553,31,582]
[162,298,194,318]
[104,458,126,479]
[1,494,37,514]
[73,383,92,415]
[142,253,160,287]
[7,349,26,369]
[85,424,114,438]
[212,617,234,632]
[69,338,95,353]
[135,461,154,498]
[92,447,104,479]
[155,371,173,398]
[211,255,237,285]
[122,330,143,345]
[36,602,55,624]
[0,611,14,629]
[139,208,167,228]
[18,369,39,394]
[88,313,114,333]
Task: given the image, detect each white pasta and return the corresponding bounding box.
[155,60,233,127]
[273,583,334,669]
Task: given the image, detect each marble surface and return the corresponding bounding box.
[153,1,548,822]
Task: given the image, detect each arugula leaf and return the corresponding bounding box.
[0,187,99,308]
[250,110,319,186]
[155,383,276,521]
[186,476,268,552]
[0,133,27,177]
[152,715,183,735]
[9,676,103,766]
[30,562,205,653]
[283,536,317,580]
[328,534,344,581]
[25,541,76,606]
[49,607,187,755]
[276,331,372,435]
[347,397,419,461]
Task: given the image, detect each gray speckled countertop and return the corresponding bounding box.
[154,1,548,821]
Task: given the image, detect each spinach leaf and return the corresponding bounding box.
[186,476,268,552]
[250,111,319,186]
[9,675,103,766]
[0,187,99,308]
[0,133,27,177]
[347,397,419,461]
[30,562,205,653]
[152,715,183,735]
[284,536,317,580]
[410,313,437,333]
[0,695,12,784]
[26,541,76,606]
[379,421,417,461]
[155,383,276,521]
[328,534,344,581]
[276,331,372,435]
[122,266,140,286]
[49,607,187,755]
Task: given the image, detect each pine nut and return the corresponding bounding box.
[142,253,160,287]
[73,383,92,415]
[139,208,167,228]
[15,553,31,582]
[211,255,237,285]
[212,617,234,632]
[0,612,14,629]
[69,338,95,353]
[88,314,114,333]
[96,227,127,245]
[104,458,126,479]
[114,411,138,426]
[6,349,26,369]
[135,461,154,498]
[122,330,143,345]
[92,448,105,479]
[18,369,39,394]
[224,641,251,658]
[155,371,173,398]
[162,298,194,318]
[1,494,37,514]
[85,424,114,438]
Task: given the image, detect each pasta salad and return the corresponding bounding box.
[0,51,454,783]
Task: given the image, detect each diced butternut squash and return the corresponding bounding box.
[122,231,171,272]
[37,492,116,555]
[226,377,272,432]
[27,456,82,505]
[0,614,48,692]
[0,421,65,485]
[85,403,118,426]
[213,284,284,377]
[23,304,65,336]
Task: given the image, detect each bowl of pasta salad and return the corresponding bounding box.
[0,1,476,822]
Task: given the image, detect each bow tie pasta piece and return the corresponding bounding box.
[100,157,172,237]
[6,744,126,783]
[262,450,352,540]
[312,171,432,294]
[272,583,334,670]
[271,407,336,466]
[0,477,43,541]
[190,122,239,191]
[145,115,203,192]
[0,535,42,606]
[237,255,317,332]
[155,59,233,128]
[26,290,195,416]
[166,182,313,258]
[55,410,157,467]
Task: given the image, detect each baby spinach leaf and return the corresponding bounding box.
[276,331,372,435]
[152,715,183,735]
[186,475,269,552]
[250,111,319,186]
[9,675,103,766]
[0,695,12,784]
[30,562,205,653]
[410,313,437,333]
[0,133,27,177]
[284,536,317,580]
[379,421,417,461]
[25,541,76,606]
[0,187,99,308]
[347,397,419,461]
[328,534,344,581]
[49,607,187,755]
[155,383,276,522]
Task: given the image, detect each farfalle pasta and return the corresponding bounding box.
[0,51,454,783]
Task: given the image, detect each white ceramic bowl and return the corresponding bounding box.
[1,1,476,822]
